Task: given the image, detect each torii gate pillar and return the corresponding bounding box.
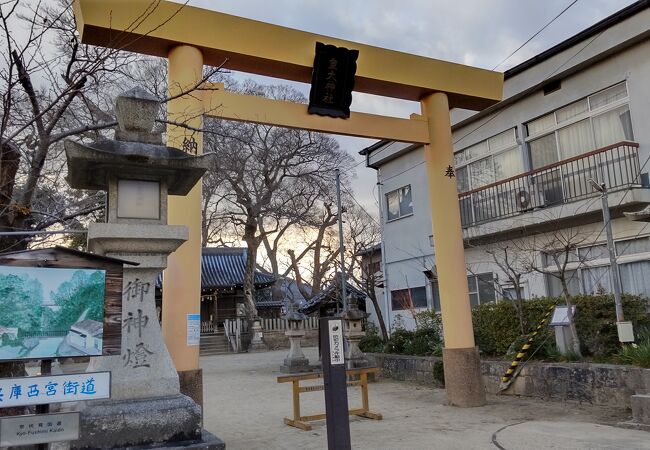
[163,45,205,405]
[422,92,484,406]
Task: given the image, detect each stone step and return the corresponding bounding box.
[200,348,231,356]
[200,333,231,356]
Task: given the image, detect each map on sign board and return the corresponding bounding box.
[0,266,106,361]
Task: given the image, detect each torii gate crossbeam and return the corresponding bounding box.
[73,0,503,409]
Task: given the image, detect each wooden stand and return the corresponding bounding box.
[276,367,382,431]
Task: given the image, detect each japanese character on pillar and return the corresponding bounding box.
[123,278,150,302]
[123,308,149,338]
[444,165,456,178]
[308,42,358,119]
[123,342,155,369]
[182,136,198,155]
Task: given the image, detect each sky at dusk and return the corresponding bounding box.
[171,0,637,214]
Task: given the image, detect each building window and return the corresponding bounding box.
[544,236,650,298]
[386,185,413,221]
[430,273,495,311]
[454,128,522,194]
[365,260,381,276]
[525,82,634,170]
[431,281,441,312]
[391,286,427,311]
[468,273,496,307]
[503,285,525,301]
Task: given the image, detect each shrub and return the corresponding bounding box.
[359,321,385,353]
[383,328,414,354]
[407,327,441,356]
[617,337,650,368]
[382,310,443,356]
[472,294,650,358]
[572,295,649,356]
[359,334,385,353]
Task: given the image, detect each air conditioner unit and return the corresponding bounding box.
[516,189,531,210]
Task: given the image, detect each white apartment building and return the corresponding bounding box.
[361,1,650,331]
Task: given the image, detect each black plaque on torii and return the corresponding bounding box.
[308,42,358,119]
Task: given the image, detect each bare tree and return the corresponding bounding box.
[343,203,389,341]
[484,241,532,335]
[518,227,590,356]
[202,81,352,320]
[0,1,133,253]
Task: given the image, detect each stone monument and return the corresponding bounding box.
[64,88,223,449]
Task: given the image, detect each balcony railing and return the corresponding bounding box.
[459,141,641,228]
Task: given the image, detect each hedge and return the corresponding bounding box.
[472,294,650,357]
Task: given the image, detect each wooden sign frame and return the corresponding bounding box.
[0,247,131,359]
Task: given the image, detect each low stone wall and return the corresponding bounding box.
[369,353,444,387]
[368,353,650,409]
[263,329,318,350]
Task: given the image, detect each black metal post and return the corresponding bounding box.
[36,359,53,450]
[319,317,351,450]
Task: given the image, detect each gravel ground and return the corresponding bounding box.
[201,347,650,450]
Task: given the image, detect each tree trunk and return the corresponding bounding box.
[242,221,259,321]
[560,277,582,357]
[368,291,389,341]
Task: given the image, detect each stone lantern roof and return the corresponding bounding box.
[64,87,214,195]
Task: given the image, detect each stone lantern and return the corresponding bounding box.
[280,301,310,373]
[342,295,370,369]
[64,87,222,449]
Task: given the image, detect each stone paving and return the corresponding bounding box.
[201,347,650,450]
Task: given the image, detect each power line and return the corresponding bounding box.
[358,23,608,185]
[492,0,580,71]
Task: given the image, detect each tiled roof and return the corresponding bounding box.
[156,247,276,290]
[298,275,367,315]
[201,247,276,289]
[71,319,103,336]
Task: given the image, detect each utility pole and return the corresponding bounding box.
[335,169,348,313]
[589,179,629,342]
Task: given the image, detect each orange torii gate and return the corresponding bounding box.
[73,0,503,407]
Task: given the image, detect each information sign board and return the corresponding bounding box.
[0,412,80,447]
[328,319,344,365]
[187,313,200,346]
[0,372,110,408]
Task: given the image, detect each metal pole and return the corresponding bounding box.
[36,359,53,450]
[335,169,348,313]
[600,189,625,322]
[320,316,351,450]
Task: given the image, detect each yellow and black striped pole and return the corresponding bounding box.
[500,304,556,388]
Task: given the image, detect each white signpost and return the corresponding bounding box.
[0,412,80,447]
[0,372,110,408]
[328,319,344,366]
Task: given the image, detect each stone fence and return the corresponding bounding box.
[368,353,650,409]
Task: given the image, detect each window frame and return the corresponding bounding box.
[430,272,496,312]
[542,235,650,297]
[525,81,632,169]
[385,185,413,222]
[390,286,428,311]
[454,128,521,194]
